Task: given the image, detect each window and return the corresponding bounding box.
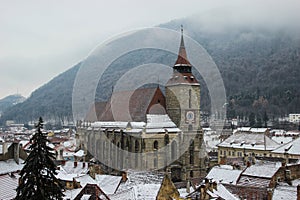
[189,140,194,165]
[232,151,235,156]
[171,141,177,160]
[153,140,158,150]
[189,89,192,108]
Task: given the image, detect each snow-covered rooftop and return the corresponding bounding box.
[206,165,242,184]
[271,136,293,145]
[0,172,20,199]
[218,132,280,150]
[96,174,122,194]
[58,161,89,175]
[272,137,300,155]
[242,163,281,178]
[272,184,297,200]
[207,183,239,200]
[0,159,24,175]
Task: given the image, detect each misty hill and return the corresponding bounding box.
[1,20,300,124]
[0,94,26,115]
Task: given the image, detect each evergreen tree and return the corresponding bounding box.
[16,117,64,200]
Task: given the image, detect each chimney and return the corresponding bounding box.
[82,162,86,168]
[246,161,251,167]
[61,160,66,166]
[74,161,77,168]
[186,180,190,193]
[297,184,300,200]
[121,171,128,182]
[200,185,206,200]
[212,181,217,191]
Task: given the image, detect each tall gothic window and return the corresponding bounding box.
[153,140,158,150]
[189,89,192,108]
[189,140,194,165]
[171,141,177,160]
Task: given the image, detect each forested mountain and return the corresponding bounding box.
[0,94,25,116]
[1,19,299,125]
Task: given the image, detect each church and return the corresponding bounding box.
[76,27,206,182]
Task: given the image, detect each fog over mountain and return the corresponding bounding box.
[1,0,300,99]
[1,11,299,125]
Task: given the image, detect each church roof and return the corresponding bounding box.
[85,87,166,122]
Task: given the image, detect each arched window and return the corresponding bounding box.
[189,89,192,108]
[135,140,139,168]
[171,141,177,160]
[190,171,194,178]
[153,140,158,150]
[135,140,139,153]
[154,157,158,168]
[96,140,101,160]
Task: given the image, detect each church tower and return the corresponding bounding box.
[166,26,204,181]
[166,27,201,132]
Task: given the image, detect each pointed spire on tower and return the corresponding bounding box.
[175,25,191,67]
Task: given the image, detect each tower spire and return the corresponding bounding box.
[174,25,192,72]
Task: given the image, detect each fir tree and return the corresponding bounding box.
[16,117,64,200]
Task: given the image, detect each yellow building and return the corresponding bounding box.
[217,132,280,165]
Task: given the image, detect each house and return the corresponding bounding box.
[223,162,300,199]
[217,132,280,165]
[289,114,300,124]
[56,161,90,189]
[185,178,239,200]
[272,137,300,162]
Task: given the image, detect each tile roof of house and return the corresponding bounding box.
[0,172,20,199]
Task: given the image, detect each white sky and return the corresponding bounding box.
[0,0,299,99]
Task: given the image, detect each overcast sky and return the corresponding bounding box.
[0,0,299,99]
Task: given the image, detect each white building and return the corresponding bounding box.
[289,114,300,123]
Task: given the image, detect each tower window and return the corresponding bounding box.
[153,140,158,150]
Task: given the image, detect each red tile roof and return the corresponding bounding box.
[85,87,166,122]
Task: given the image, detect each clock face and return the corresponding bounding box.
[186,111,195,123]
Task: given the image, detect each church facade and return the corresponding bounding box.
[76,28,205,182]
